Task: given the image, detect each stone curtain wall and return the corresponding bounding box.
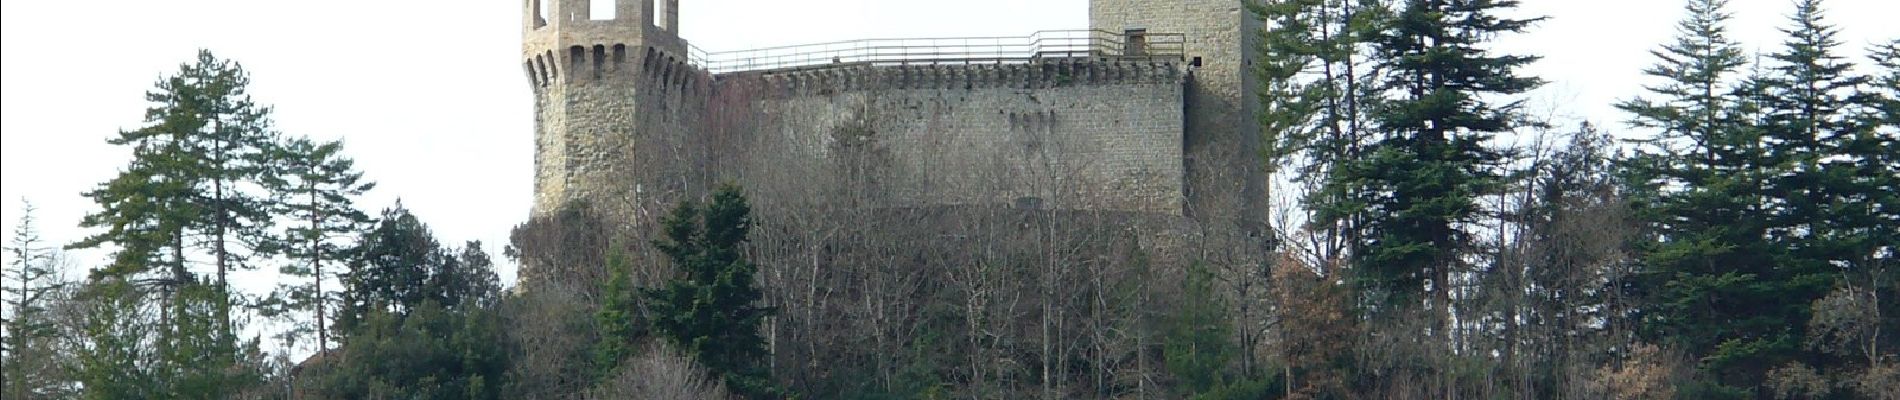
[530,48,1189,218]
[720,61,1189,215]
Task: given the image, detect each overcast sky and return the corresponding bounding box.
[3,0,1895,290]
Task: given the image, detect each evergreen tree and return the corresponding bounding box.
[431,241,503,311]
[594,247,644,375]
[1334,0,1543,320]
[155,281,263,399]
[340,204,437,330]
[68,49,283,352]
[176,50,281,340]
[312,207,506,399]
[644,185,779,398]
[1163,262,1237,396]
[309,300,507,400]
[1752,2,1896,393]
[269,137,373,353]
[72,280,158,400]
[1614,0,1851,396]
[3,200,71,399]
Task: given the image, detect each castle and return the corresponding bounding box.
[520,0,1267,275]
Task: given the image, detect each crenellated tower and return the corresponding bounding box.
[523,0,704,216]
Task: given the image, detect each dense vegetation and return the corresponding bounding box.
[2,0,1895,399]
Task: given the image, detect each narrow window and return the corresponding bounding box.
[652,0,664,29]
[532,0,548,28]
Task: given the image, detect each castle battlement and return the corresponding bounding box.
[525,42,707,94]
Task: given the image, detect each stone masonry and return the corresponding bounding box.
[521,0,1267,273]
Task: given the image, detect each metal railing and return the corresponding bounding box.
[688,30,1185,74]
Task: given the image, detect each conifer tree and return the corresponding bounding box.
[644,185,778,398]
[594,248,644,375]
[3,200,71,399]
[72,280,158,400]
[179,50,281,340]
[1336,0,1542,323]
[1614,0,1849,395]
[339,204,437,331]
[269,137,373,353]
[69,49,283,347]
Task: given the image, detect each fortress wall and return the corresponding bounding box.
[714,62,1188,215]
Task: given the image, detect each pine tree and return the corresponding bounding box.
[69,49,284,352]
[270,137,373,354]
[177,50,281,340]
[644,184,779,398]
[3,200,71,399]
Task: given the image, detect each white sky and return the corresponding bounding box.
[3,0,1895,292]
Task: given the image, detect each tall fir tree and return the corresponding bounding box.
[1333,0,1542,325]
[1753,1,1894,392]
[644,185,779,399]
[1615,0,1838,396]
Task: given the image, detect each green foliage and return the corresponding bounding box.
[593,247,645,376]
[1164,262,1236,395]
[310,210,507,399]
[4,200,71,399]
[1251,0,1327,172]
[266,137,374,352]
[157,282,264,399]
[307,301,507,400]
[340,205,500,334]
[71,280,156,400]
[71,48,281,293]
[643,184,781,399]
[70,279,269,400]
[1321,0,1542,305]
[1620,0,1898,395]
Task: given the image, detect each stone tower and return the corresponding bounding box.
[1091,0,1266,233]
[523,0,703,216]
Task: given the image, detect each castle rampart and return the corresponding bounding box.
[719,61,1188,215]
[522,0,1268,271]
